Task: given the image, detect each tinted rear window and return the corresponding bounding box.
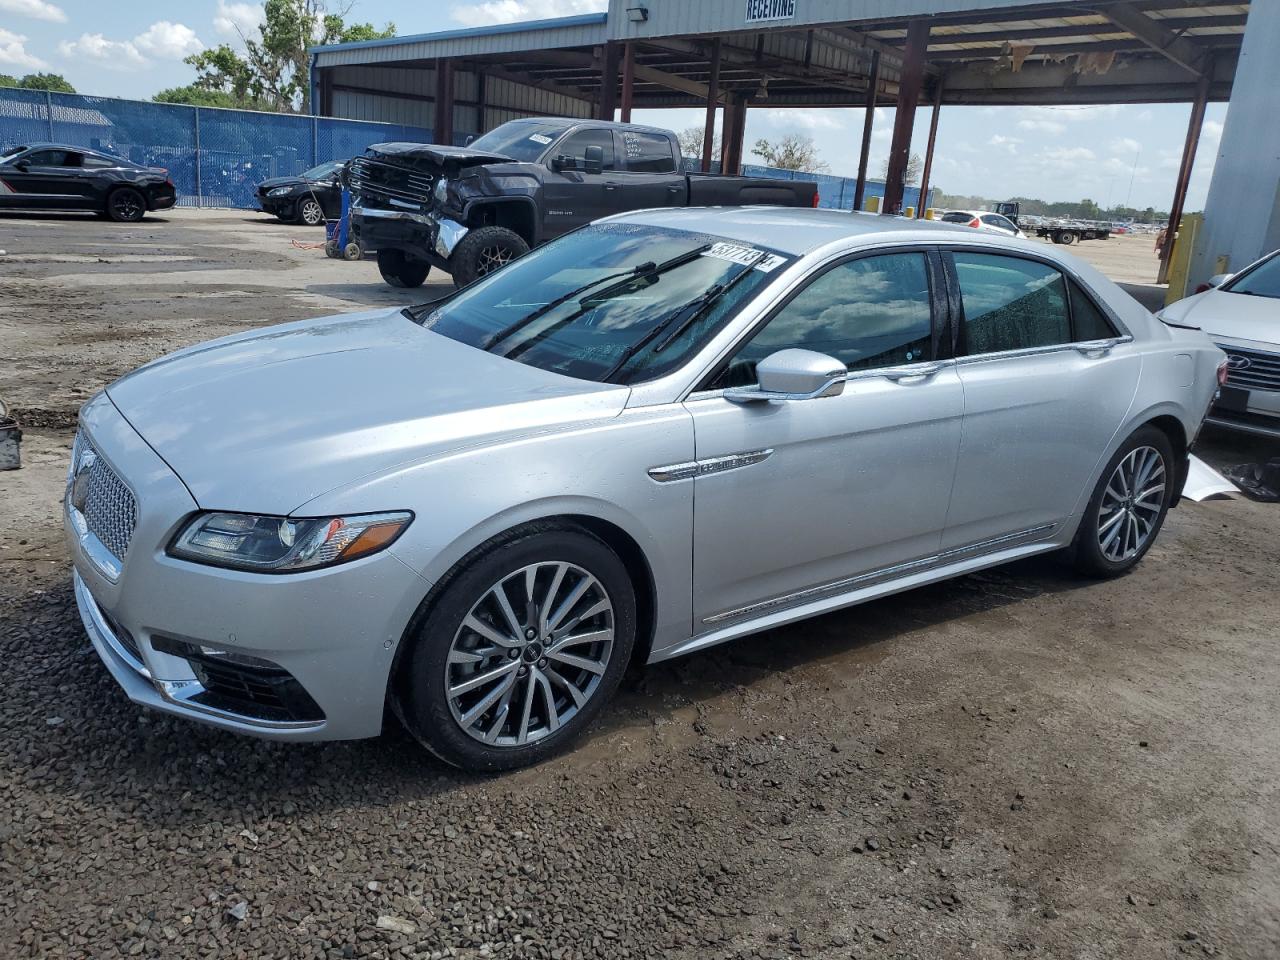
[941,212,973,224]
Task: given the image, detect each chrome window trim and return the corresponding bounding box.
[951,336,1133,366]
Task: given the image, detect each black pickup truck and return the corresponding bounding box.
[344,117,820,288]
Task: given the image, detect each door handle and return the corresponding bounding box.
[880,362,945,382]
[667,185,681,193]
[1073,338,1123,357]
[604,182,619,191]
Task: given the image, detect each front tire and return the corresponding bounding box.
[376,248,430,287]
[398,525,636,771]
[1072,426,1174,578]
[106,187,146,223]
[450,226,529,288]
[297,197,325,226]
[1059,231,1077,245]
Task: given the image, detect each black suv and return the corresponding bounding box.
[0,142,176,221]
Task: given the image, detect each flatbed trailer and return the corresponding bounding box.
[1035,223,1111,245]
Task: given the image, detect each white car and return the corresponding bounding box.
[1158,249,1280,438]
[938,209,1028,239]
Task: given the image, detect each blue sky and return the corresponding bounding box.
[0,0,1225,210]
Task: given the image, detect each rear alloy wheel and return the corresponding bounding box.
[450,226,529,288]
[376,248,431,288]
[297,197,325,226]
[1072,427,1174,578]
[106,187,146,223]
[399,526,635,770]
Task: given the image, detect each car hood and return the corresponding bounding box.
[1174,288,1280,348]
[364,142,513,169]
[256,176,300,191]
[105,309,629,515]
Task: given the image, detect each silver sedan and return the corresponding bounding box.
[66,208,1225,770]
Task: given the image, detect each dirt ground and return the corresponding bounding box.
[1,209,1278,960]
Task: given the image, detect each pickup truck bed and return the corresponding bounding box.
[343,117,819,289]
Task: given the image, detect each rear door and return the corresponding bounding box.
[684,248,964,628]
[610,130,686,210]
[940,248,1140,552]
[539,127,618,237]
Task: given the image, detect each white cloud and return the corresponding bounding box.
[57,33,148,70]
[0,28,48,69]
[762,108,841,131]
[451,0,606,27]
[989,134,1021,153]
[1201,119,1223,141]
[214,0,264,39]
[1016,118,1066,135]
[1039,146,1096,168]
[1110,137,1141,155]
[134,21,203,60]
[0,0,65,23]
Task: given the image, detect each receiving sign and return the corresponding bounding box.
[745,0,797,23]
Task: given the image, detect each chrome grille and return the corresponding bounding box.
[71,433,138,561]
[347,156,435,209]
[1218,344,1280,392]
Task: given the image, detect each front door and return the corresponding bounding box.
[608,129,687,210]
[539,128,618,239]
[1,148,88,208]
[940,248,1141,551]
[684,250,964,628]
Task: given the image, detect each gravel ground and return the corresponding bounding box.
[1,209,1278,960]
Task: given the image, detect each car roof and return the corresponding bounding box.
[11,142,133,162]
[614,206,976,256]
[497,117,673,137]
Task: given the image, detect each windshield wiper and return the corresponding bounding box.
[600,253,764,383]
[481,243,713,353]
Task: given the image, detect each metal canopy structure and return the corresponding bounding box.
[311,1,1256,278]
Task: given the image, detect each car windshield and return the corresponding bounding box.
[408,223,789,384]
[469,120,572,163]
[1224,252,1280,299]
[302,161,341,179]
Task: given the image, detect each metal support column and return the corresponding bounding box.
[620,42,635,123]
[720,95,747,176]
[1158,68,1210,284]
[193,107,202,206]
[45,89,54,139]
[434,59,455,145]
[853,50,880,211]
[702,38,722,173]
[883,21,929,215]
[916,73,944,217]
[599,42,621,121]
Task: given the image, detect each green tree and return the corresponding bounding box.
[750,134,829,172]
[0,72,76,92]
[879,152,923,186]
[677,126,720,161]
[182,1,394,113]
[153,85,270,110]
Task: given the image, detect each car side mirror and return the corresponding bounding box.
[465,134,475,146]
[550,155,567,172]
[13,160,28,171]
[583,145,604,175]
[724,349,847,404]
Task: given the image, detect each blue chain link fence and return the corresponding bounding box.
[694,158,933,212]
[0,88,433,209]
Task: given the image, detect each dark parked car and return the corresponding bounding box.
[345,118,819,288]
[256,160,345,226]
[0,142,176,221]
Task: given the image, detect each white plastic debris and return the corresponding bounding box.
[1182,454,1239,501]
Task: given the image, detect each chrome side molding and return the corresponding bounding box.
[648,449,773,483]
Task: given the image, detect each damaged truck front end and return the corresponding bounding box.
[346,142,535,289]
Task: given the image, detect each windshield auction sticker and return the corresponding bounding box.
[702,242,764,266]
[528,134,553,144]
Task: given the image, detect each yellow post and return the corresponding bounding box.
[1164,212,1202,305]
[864,195,881,213]
[904,205,915,218]
[924,208,936,220]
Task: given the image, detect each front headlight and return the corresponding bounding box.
[169,511,412,572]
[267,186,293,197]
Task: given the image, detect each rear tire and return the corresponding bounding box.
[397,524,636,771]
[1071,426,1174,579]
[450,226,529,288]
[1059,231,1077,245]
[376,248,430,287]
[106,187,146,223]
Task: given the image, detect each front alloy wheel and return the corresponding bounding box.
[1097,445,1165,562]
[398,525,635,770]
[298,197,325,226]
[446,562,614,746]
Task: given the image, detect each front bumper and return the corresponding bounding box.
[67,393,430,741]
[350,206,468,269]
[258,195,294,217]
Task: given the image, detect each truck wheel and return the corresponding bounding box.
[450,226,529,288]
[1059,231,1077,245]
[377,249,430,287]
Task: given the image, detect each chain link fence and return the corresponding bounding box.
[0,88,432,209]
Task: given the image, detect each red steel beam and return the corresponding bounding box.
[620,42,635,122]
[1158,66,1211,284]
[702,38,722,173]
[916,72,944,217]
[883,20,929,214]
[853,49,880,211]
